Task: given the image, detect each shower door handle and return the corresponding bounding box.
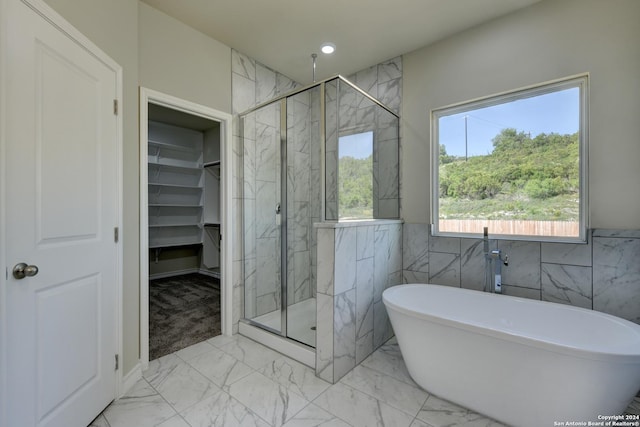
[275,203,282,226]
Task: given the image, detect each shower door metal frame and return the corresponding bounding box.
[239,75,400,345]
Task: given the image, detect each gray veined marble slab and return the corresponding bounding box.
[314,382,415,427]
[316,292,335,383]
[218,335,284,371]
[340,364,429,416]
[356,226,374,260]
[180,389,271,427]
[498,240,541,289]
[259,356,331,401]
[428,252,460,287]
[186,346,254,390]
[157,415,191,427]
[541,263,592,309]
[360,341,416,387]
[175,340,215,362]
[232,49,256,81]
[146,361,220,413]
[403,223,429,273]
[334,227,357,294]
[333,289,357,381]
[416,395,506,427]
[228,371,309,427]
[88,414,109,427]
[593,237,640,323]
[281,403,352,427]
[103,379,177,427]
[256,63,277,105]
[355,257,374,341]
[378,57,402,84]
[143,353,182,379]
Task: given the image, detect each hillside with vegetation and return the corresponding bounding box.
[339,154,373,218]
[439,128,579,221]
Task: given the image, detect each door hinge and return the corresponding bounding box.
[114,227,119,243]
[115,354,119,371]
[113,99,118,115]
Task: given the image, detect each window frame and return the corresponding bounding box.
[430,74,589,243]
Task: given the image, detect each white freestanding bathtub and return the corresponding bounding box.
[383,284,640,427]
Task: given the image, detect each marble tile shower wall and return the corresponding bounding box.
[403,223,640,324]
[325,58,403,220]
[232,49,302,329]
[316,221,403,383]
[286,88,322,305]
[231,50,404,333]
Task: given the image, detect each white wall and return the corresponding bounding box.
[402,0,640,228]
[43,0,233,376]
[138,2,231,113]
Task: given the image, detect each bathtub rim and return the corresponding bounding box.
[383,283,640,364]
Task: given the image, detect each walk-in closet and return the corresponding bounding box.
[146,102,222,360]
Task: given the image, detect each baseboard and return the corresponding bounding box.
[198,268,221,279]
[149,268,221,281]
[119,362,142,398]
[149,268,199,280]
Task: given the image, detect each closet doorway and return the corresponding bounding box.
[139,88,233,368]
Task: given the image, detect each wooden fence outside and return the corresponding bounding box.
[439,219,579,237]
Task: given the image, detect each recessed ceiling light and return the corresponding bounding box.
[320,43,336,54]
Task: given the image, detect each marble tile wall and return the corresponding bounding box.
[325,58,402,220]
[233,49,311,323]
[232,50,404,334]
[403,223,640,324]
[316,221,403,383]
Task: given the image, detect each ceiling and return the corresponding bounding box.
[141,0,541,85]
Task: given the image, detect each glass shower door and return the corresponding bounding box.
[285,87,320,347]
[242,101,284,334]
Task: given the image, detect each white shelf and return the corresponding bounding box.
[149,138,198,153]
[148,161,202,173]
[149,182,202,190]
[147,119,220,267]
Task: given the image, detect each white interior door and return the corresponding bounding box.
[1,0,121,426]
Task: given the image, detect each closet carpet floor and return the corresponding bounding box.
[149,273,221,360]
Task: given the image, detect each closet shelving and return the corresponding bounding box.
[148,121,205,249]
[147,113,221,277]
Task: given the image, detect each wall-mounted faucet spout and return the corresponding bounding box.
[483,227,508,294]
[491,249,508,293]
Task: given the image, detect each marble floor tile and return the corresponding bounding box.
[259,356,331,401]
[207,333,239,349]
[98,333,640,427]
[360,341,416,387]
[180,389,271,427]
[627,397,640,415]
[314,382,414,427]
[175,340,216,362]
[281,403,352,427]
[416,395,505,427]
[88,413,109,427]
[218,335,284,370]
[340,364,429,416]
[228,371,310,426]
[146,361,220,413]
[157,414,191,427]
[103,379,177,427]
[186,345,255,389]
[143,353,183,379]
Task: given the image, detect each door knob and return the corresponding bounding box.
[12,263,39,280]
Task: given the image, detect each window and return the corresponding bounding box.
[431,75,588,241]
[339,131,374,219]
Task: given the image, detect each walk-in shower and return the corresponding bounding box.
[239,76,400,354]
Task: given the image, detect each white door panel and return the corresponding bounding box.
[2,0,120,426]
